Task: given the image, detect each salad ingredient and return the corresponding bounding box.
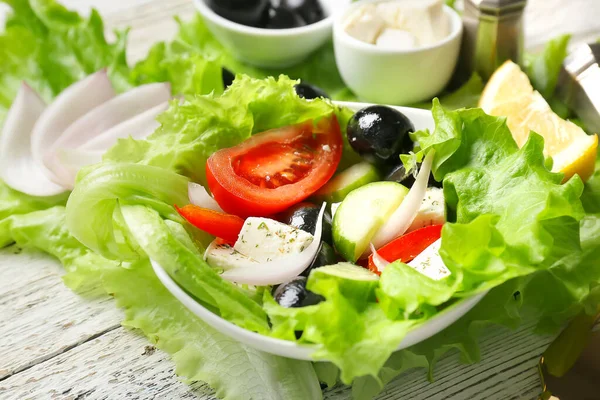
[407,187,445,232]
[369,244,389,273]
[347,106,415,166]
[332,181,409,262]
[278,202,333,245]
[343,5,385,44]
[313,162,381,203]
[481,61,598,182]
[370,151,434,253]
[309,263,379,303]
[188,182,224,212]
[47,83,171,188]
[478,60,533,112]
[367,224,443,274]
[273,276,324,308]
[265,6,305,29]
[81,102,169,151]
[302,241,337,277]
[177,205,245,243]
[344,1,450,48]
[384,163,414,185]
[407,239,450,280]
[219,204,326,285]
[234,217,314,263]
[375,28,417,50]
[52,149,103,188]
[0,83,64,197]
[205,241,259,270]
[206,116,343,217]
[222,67,236,88]
[284,0,325,25]
[207,0,270,27]
[31,70,116,185]
[294,82,330,99]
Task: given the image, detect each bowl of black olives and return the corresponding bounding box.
[194,0,350,68]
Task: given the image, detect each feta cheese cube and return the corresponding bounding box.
[408,239,450,280]
[408,187,446,232]
[375,28,417,50]
[234,218,314,263]
[344,5,385,44]
[205,241,259,271]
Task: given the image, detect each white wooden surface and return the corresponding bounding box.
[1,1,599,399]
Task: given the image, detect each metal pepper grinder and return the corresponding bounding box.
[555,43,600,133]
[457,0,528,82]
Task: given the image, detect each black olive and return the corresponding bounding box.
[385,163,443,188]
[301,242,337,277]
[272,277,324,307]
[264,6,305,29]
[283,0,325,24]
[295,82,330,99]
[347,106,415,166]
[207,0,270,27]
[222,68,235,89]
[277,202,333,245]
[385,163,415,187]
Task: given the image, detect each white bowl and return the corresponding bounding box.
[333,1,463,105]
[150,101,487,361]
[193,0,352,68]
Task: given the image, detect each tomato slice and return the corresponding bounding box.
[177,205,245,243]
[367,225,443,274]
[206,116,343,217]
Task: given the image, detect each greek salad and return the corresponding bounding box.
[1,1,599,399]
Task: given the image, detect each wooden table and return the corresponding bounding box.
[1,1,599,399]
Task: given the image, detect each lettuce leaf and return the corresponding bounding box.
[104,75,359,184]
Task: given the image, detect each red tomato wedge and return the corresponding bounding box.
[367,225,443,274]
[177,205,244,243]
[206,116,343,217]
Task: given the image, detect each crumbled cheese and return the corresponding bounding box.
[375,28,417,50]
[343,5,385,44]
[205,242,259,271]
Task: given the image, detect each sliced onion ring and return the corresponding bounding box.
[370,243,390,273]
[188,182,224,212]
[0,83,66,196]
[368,150,435,255]
[31,69,115,184]
[220,203,326,286]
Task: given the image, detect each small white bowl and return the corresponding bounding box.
[333,1,463,105]
[193,0,352,68]
[150,101,487,361]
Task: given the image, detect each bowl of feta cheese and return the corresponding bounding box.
[333,0,463,105]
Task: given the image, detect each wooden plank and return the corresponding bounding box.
[0,247,122,381]
[0,327,215,400]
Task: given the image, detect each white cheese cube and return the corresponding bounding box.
[344,5,385,44]
[408,187,446,232]
[234,218,314,263]
[375,28,417,50]
[408,239,451,280]
[205,241,259,271]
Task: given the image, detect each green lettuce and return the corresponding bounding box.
[104,75,359,184]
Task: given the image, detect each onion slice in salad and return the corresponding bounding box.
[52,149,104,190]
[0,83,66,196]
[220,203,326,286]
[81,101,169,151]
[188,182,224,212]
[369,243,390,272]
[31,69,116,184]
[368,150,435,254]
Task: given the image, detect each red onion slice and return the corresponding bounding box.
[220,203,326,286]
[368,150,435,254]
[188,182,224,212]
[0,83,66,196]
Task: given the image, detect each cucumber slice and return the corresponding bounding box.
[333,181,409,262]
[313,162,380,203]
[308,263,380,305]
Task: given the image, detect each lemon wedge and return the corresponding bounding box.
[479,60,598,182]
